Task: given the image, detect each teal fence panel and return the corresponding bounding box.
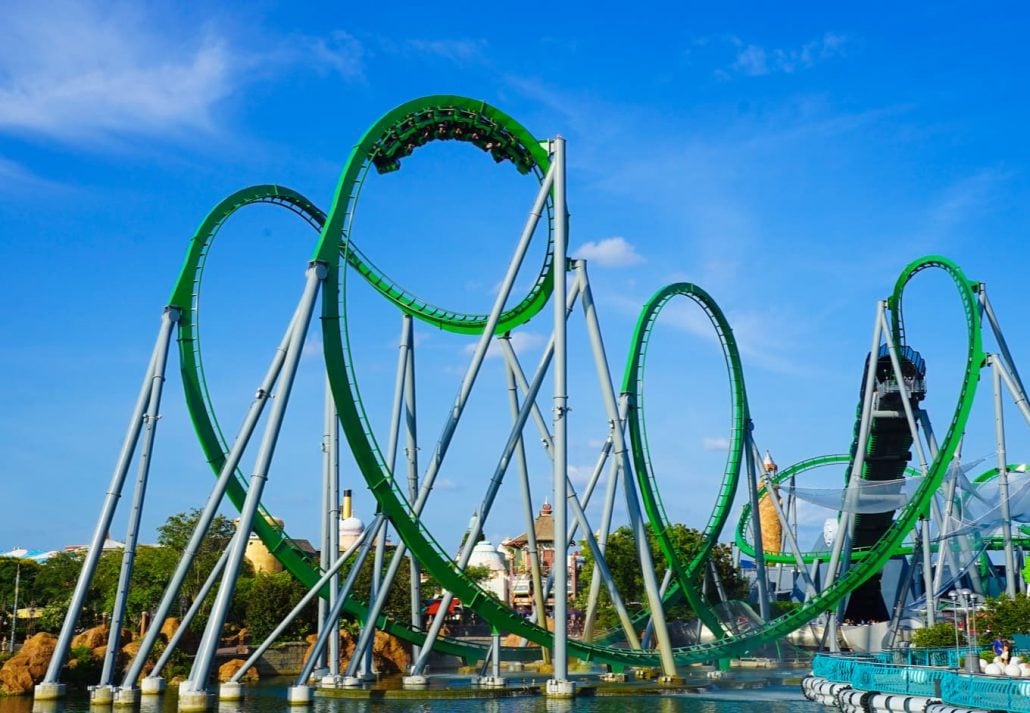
[941,672,1030,713]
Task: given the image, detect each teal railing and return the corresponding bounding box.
[941,672,1030,713]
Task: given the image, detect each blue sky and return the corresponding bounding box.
[2,2,1030,559]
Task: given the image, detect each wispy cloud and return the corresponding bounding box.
[702,436,730,451]
[574,236,644,267]
[0,4,364,144]
[405,39,487,63]
[927,168,1011,232]
[726,32,849,78]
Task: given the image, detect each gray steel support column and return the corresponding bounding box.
[413,162,554,515]
[326,374,341,675]
[744,430,770,621]
[576,258,675,674]
[361,525,387,676]
[564,478,641,648]
[317,416,329,676]
[583,455,620,642]
[550,136,570,685]
[981,289,1028,398]
[503,356,550,652]
[642,569,674,649]
[994,355,1030,429]
[120,316,295,690]
[41,311,172,685]
[346,534,412,678]
[408,315,575,675]
[991,357,1018,598]
[879,311,932,474]
[187,261,325,694]
[151,543,231,678]
[297,516,386,685]
[232,531,370,682]
[921,516,935,625]
[101,306,179,685]
[823,300,884,651]
[402,320,422,663]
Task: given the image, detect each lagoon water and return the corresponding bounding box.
[0,669,819,713]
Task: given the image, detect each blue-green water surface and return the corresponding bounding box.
[0,670,819,713]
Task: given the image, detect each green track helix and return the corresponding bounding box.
[170,93,993,667]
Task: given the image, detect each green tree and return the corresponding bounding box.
[912,622,963,648]
[244,571,316,643]
[157,509,237,611]
[573,524,745,630]
[979,593,1030,640]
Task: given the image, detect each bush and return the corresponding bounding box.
[912,622,964,648]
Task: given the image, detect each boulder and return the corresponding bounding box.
[159,617,180,642]
[71,624,108,650]
[0,632,57,695]
[218,658,259,683]
[301,630,410,674]
[121,640,142,659]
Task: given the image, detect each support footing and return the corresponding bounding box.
[286,685,312,705]
[600,672,627,682]
[112,688,140,707]
[141,677,166,695]
[658,675,684,686]
[177,690,212,712]
[339,676,363,688]
[218,682,242,701]
[90,685,115,705]
[401,675,428,688]
[479,676,506,688]
[545,679,575,698]
[34,683,66,701]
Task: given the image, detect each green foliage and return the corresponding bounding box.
[63,645,102,690]
[243,571,315,643]
[157,509,238,610]
[573,524,746,630]
[343,550,414,625]
[912,622,963,648]
[979,593,1030,639]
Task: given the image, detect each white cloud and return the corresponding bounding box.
[0,4,364,144]
[406,39,486,63]
[702,436,730,451]
[573,236,644,267]
[731,32,849,77]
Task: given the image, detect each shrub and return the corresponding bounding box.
[912,622,964,648]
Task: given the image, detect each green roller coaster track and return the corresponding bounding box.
[169,93,992,667]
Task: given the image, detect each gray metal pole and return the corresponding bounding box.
[326,374,341,676]
[317,395,330,676]
[583,453,621,642]
[187,261,325,693]
[990,357,1018,598]
[981,289,1028,399]
[744,429,771,621]
[150,544,231,679]
[297,515,386,685]
[232,531,370,682]
[120,316,295,690]
[550,136,570,685]
[576,259,676,674]
[921,516,935,626]
[42,311,170,685]
[402,319,422,663]
[503,356,550,652]
[100,306,179,685]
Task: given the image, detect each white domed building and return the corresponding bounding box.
[467,540,510,603]
[339,489,365,551]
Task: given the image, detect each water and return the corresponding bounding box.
[0,671,820,713]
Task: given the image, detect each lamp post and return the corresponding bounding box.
[948,590,960,669]
[957,588,978,673]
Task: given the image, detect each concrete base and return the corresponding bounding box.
[479,676,506,688]
[178,690,212,712]
[339,676,363,688]
[178,681,195,695]
[319,675,339,689]
[658,675,685,686]
[355,672,376,682]
[34,682,66,701]
[505,661,524,672]
[90,685,115,705]
[218,682,242,701]
[600,672,627,682]
[141,677,166,695]
[401,675,428,688]
[545,679,576,698]
[286,685,312,705]
[112,688,140,707]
